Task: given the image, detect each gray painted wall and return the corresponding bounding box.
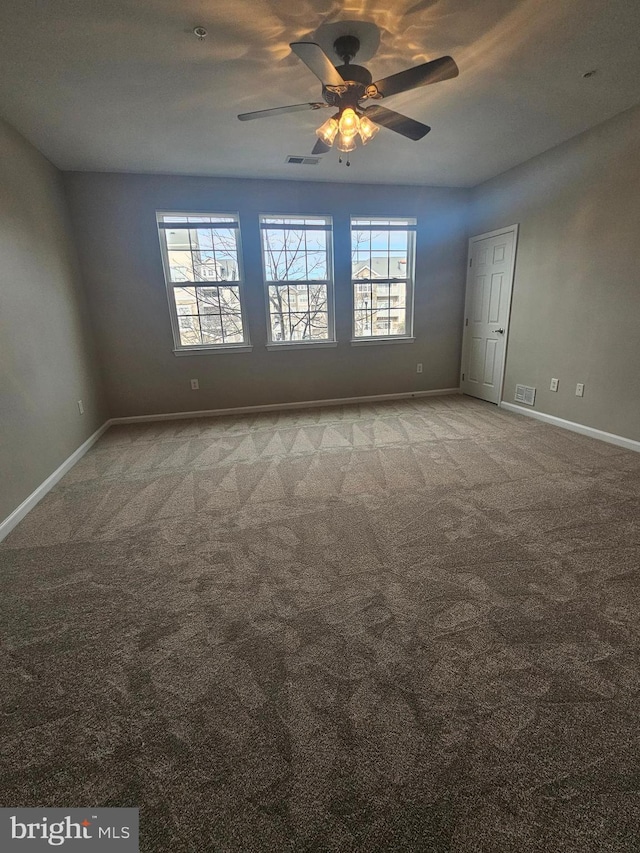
[0,118,107,523]
[63,173,469,418]
[471,104,640,441]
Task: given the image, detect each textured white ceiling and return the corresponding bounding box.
[0,0,639,186]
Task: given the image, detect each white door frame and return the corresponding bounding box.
[461,223,519,404]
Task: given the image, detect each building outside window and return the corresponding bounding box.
[351,217,416,339]
[259,215,334,344]
[156,212,249,351]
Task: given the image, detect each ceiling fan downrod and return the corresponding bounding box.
[333,35,360,65]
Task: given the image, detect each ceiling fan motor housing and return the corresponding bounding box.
[319,35,374,112]
[322,79,368,110]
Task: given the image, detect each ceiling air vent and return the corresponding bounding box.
[515,384,536,406]
[285,155,322,165]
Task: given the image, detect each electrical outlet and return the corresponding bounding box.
[575,383,585,397]
[550,378,559,392]
[190,379,199,390]
[77,400,84,415]
[416,363,423,374]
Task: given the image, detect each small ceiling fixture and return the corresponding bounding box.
[582,69,597,78]
[193,26,208,40]
[238,33,458,166]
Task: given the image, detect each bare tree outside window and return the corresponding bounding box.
[260,216,334,343]
[157,213,249,350]
[351,218,416,339]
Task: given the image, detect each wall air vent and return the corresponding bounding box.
[285,155,322,165]
[514,384,536,406]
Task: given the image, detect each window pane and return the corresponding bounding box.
[351,218,414,338]
[159,212,248,348]
[389,254,409,278]
[219,285,241,311]
[168,251,194,282]
[389,230,408,251]
[372,282,390,302]
[178,315,202,346]
[289,313,309,340]
[211,227,236,247]
[268,284,291,312]
[354,309,372,337]
[354,286,373,310]
[216,253,239,281]
[352,250,372,279]
[201,315,223,344]
[306,230,326,252]
[370,252,390,278]
[221,314,244,342]
[260,216,333,342]
[285,250,307,280]
[193,251,216,281]
[261,218,330,283]
[391,309,406,336]
[370,231,389,252]
[196,288,221,313]
[263,231,287,279]
[390,281,406,309]
[165,229,190,251]
[174,286,197,313]
[270,313,285,341]
[190,228,214,250]
[351,229,371,252]
[287,284,308,309]
[308,284,328,312]
[306,251,327,280]
[309,312,329,339]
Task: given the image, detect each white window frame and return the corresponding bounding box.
[350,217,417,345]
[156,211,252,355]
[259,214,336,349]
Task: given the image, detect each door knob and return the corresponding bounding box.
[494,328,505,334]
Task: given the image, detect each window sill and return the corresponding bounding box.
[173,345,253,356]
[350,337,415,347]
[266,341,338,351]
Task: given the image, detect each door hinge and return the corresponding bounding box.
[465,318,468,326]
[469,258,472,267]
[462,373,465,381]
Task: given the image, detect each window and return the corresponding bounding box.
[351,217,416,340]
[260,215,334,344]
[157,212,249,351]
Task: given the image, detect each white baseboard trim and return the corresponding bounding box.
[500,402,640,453]
[109,388,462,425]
[0,421,110,543]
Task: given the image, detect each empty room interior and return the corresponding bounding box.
[1,0,640,850]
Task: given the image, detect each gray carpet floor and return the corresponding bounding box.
[1,395,639,852]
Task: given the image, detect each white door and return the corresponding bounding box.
[461,226,518,404]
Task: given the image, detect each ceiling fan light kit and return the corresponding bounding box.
[358,115,380,145]
[238,30,459,166]
[315,116,339,146]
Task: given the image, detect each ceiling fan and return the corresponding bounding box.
[238,35,458,163]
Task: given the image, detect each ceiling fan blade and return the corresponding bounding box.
[364,105,431,141]
[311,138,331,155]
[370,55,458,99]
[290,42,345,87]
[238,103,329,121]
